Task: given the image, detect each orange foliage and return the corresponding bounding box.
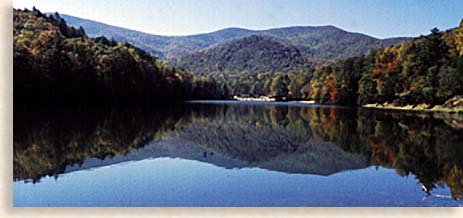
[323,72,338,102]
[329,84,338,102]
[373,48,400,77]
[386,56,399,73]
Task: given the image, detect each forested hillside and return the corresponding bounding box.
[14,8,225,103]
[172,35,309,76]
[256,25,407,62]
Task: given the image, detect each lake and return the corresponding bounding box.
[13,101,463,206]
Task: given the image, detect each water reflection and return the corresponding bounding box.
[13,102,463,201]
[13,104,184,182]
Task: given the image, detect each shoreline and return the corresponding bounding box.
[363,103,463,113]
[208,96,463,114]
[232,96,317,104]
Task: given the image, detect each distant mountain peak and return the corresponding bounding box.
[172,33,308,76]
[215,27,252,32]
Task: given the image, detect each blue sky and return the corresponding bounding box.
[13,0,463,38]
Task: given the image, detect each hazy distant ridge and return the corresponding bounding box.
[60,14,409,60]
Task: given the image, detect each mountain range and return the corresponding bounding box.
[60,14,409,63]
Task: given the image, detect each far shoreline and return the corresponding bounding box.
[191,97,463,114]
[363,101,463,114]
[232,96,316,104]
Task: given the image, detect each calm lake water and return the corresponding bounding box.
[13,101,463,206]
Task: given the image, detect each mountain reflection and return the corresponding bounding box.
[13,102,463,200]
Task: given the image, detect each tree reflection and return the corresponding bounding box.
[180,104,463,199]
[14,103,463,199]
[14,104,184,182]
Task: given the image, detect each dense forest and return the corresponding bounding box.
[13,8,226,104]
[309,25,463,106]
